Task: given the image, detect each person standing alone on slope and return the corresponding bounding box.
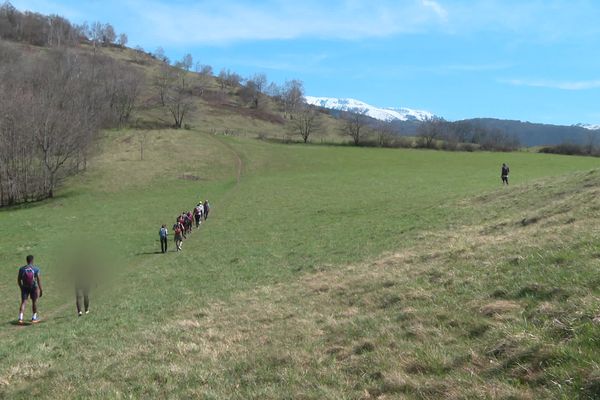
[159,224,168,253]
[501,163,510,185]
[17,255,43,324]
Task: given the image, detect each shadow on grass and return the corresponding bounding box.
[8,320,46,326]
[135,251,165,256]
[0,190,80,213]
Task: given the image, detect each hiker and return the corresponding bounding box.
[174,223,183,251]
[17,255,42,324]
[159,224,168,253]
[501,163,510,185]
[178,214,187,239]
[186,211,194,233]
[194,203,203,228]
[203,200,210,220]
[73,257,95,317]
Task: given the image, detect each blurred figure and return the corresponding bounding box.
[17,255,42,324]
[72,252,97,316]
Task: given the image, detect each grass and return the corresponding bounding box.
[1,127,600,399]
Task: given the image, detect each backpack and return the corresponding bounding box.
[175,227,182,236]
[22,266,36,288]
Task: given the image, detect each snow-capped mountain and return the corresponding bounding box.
[304,96,434,122]
[574,123,600,131]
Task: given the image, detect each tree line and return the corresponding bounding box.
[0,1,128,48]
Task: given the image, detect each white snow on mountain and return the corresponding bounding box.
[574,123,600,131]
[304,96,434,122]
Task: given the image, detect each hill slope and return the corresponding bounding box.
[1,128,599,398]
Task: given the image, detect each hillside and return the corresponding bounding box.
[1,123,600,398]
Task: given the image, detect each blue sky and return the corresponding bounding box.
[11,0,600,125]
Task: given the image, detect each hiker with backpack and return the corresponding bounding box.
[174,223,184,251]
[203,200,210,220]
[501,163,510,185]
[186,211,194,233]
[159,224,168,253]
[177,214,187,239]
[17,255,42,324]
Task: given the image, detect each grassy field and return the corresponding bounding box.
[1,127,599,399]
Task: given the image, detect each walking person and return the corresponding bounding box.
[186,211,194,233]
[159,224,168,253]
[178,214,187,239]
[73,258,94,317]
[203,200,210,220]
[194,203,203,228]
[501,163,510,185]
[17,255,42,324]
[174,223,183,251]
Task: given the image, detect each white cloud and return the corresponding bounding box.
[501,78,600,90]
[421,0,447,20]
[11,0,600,47]
[119,0,449,45]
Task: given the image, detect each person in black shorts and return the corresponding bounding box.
[17,255,42,324]
[501,163,510,185]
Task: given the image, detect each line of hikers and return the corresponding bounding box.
[15,199,211,324]
[16,163,505,325]
[159,199,210,253]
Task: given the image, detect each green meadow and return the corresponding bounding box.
[1,128,599,399]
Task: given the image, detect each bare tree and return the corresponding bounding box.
[291,105,319,143]
[585,131,597,155]
[164,69,194,128]
[375,121,395,147]
[154,46,169,63]
[282,79,304,118]
[181,53,193,71]
[90,21,103,49]
[216,68,241,92]
[265,82,282,99]
[154,64,173,106]
[195,63,212,76]
[416,117,444,148]
[244,73,267,108]
[112,68,143,125]
[117,33,128,47]
[340,109,369,146]
[101,23,116,46]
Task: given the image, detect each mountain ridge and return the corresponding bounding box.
[304,96,434,122]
